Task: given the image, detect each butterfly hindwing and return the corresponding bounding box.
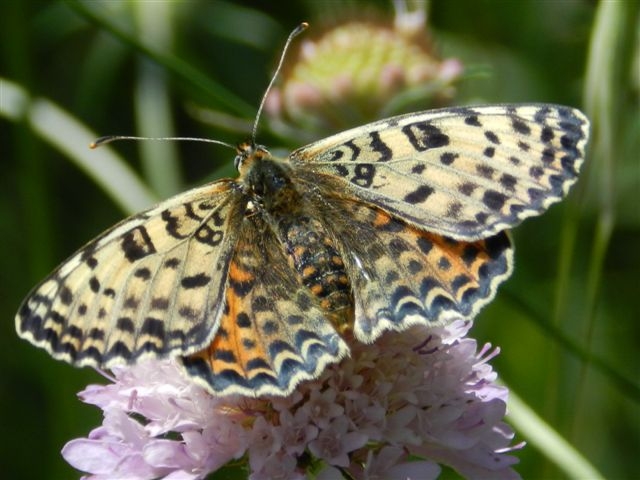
[181,218,349,396]
[16,180,244,368]
[291,104,589,240]
[293,183,513,343]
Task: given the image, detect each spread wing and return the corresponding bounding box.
[291,179,513,343]
[181,216,349,397]
[290,104,589,240]
[15,180,244,369]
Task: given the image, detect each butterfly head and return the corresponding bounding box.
[234,141,300,214]
[234,142,271,173]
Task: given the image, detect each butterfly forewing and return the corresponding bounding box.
[291,104,589,240]
[16,180,244,368]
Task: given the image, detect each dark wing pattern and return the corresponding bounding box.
[181,216,348,396]
[291,104,589,240]
[294,180,513,343]
[16,181,244,369]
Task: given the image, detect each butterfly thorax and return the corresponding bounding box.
[238,144,353,325]
[242,153,301,215]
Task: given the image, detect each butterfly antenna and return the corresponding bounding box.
[251,22,308,146]
[90,135,235,150]
[92,23,308,152]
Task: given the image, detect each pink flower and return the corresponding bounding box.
[62,320,521,479]
[361,446,441,480]
[307,416,368,467]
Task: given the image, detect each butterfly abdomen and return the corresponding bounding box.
[278,216,352,316]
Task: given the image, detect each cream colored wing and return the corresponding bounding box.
[16,180,245,369]
[290,104,589,240]
[330,201,512,343]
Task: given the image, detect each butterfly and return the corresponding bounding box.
[15,102,588,397]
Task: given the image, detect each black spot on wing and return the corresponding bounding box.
[60,286,73,305]
[541,126,555,143]
[214,349,236,363]
[446,201,463,219]
[134,267,151,280]
[461,244,480,266]
[64,325,83,340]
[122,226,157,262]
[416,236,433,254]
[85,256,98,269]
[459,182,477,196]
[511,117,531,135]
[78,346,103,364]
[440,152,459,165]
[499,174,517,192]
[195,224,224,246]
[124,296,139,309]
[369,131,392,162]
[465,115,482,127]
[179,306,200,320]
[141,317,165,339]
[451,274,472,293]
[151,297,169,310]
[333,164,349,177]
[402,122,450,151]
[482,190,507,211]
[411,164,426,175]
[560,134,579,152]
[181,273,211,289]
[530,166,544,179]
[438,256,451,270]
[476,165,495,179]
[89,277,100,293]
[236,312,251,328]
[350,164,375,188]
[88,328,104,341]
[164,258,181,269]
[116,317,135,333]
[541,148,555,165]
[534,106,551,124]
[184,202,205,221]
[263,320,279,335]
[344,140,361,161]
[484,131,500,144]
[404,185,434,204]
[252,295,274,313]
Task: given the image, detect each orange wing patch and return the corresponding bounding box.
[181,222,349,397]
[320,201,514,343]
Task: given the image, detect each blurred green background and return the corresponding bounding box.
[1,1,638,479]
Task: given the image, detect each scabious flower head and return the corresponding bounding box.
[265,2,463,141]
[62,320,521,479]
